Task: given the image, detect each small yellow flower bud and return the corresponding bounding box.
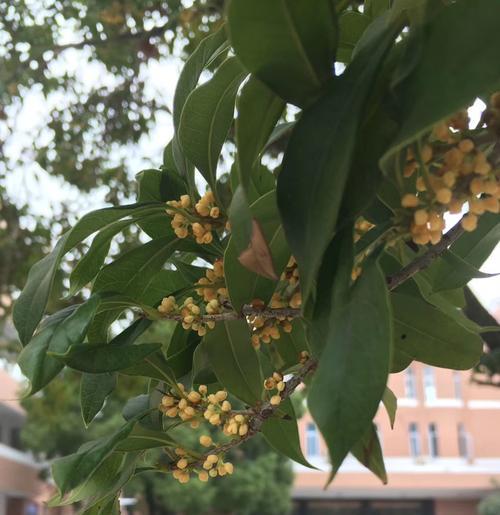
[207,454,219,464]
[188,391,201,403]
[461,213,478,232]
[175,447,186,456]
[180,194,191,208]
[215,390,228,402]
[166,407,178,418]
[234,414,245,423]
[221,400,232,412]
[224,462,234,475]
[401,194,419,208]
[198,384,208,395]
[209,468,218,477]
[209,413,221,425]
[413,209,428,226]
[239,423,249,436]
[270,395,282,406]
[277,381,285,392]
[200,435,213,447]
[435,188,452,204]
[177,458,188,469]
[458,139,474,153]
[198,471,209,482]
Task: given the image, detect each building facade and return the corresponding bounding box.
[294,363,500,515]
[0,368,67,515]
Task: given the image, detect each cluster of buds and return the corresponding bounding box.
[171,447,235,483]
[195,259,228,302]
[399,102,499,245]
[248,257,301,349]
[157,260,230,336]
[264,372,285,406]
[160,383,205,428]
[166,191,225,244]
[248,309,293,349]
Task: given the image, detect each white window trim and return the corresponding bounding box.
[425,398,463,408]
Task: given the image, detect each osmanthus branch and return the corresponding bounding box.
[386,217,465,291]
[156,217,466,324]
[165,358,318,472]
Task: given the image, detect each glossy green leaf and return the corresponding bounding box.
[350,424,387,484]
[382,387,397,429]
[236,75,284,195]
[225,191,290,311]
[69,219,131,295]
[429,250,497,293]
[261,400,314,469]
[14,202,163,344]
[227,0,338,106]
[203,320,263,405]
[273,319,311,371]
[309,257,392,483]
[80,373,116,427]
[391,292,483,370]
[116,426,174,452]
[337,11,371,62]
[19,295,101,395]
[52,419,136,495]
[121,352,175,384]
[178,57,246,191]
[136,168,186,238]
[81,495,120,515]
[50,342,162,373]
[93,236,179,302]
[277,17,400,302]
[382,0,500,168]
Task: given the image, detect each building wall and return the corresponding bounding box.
[294,364,500,514]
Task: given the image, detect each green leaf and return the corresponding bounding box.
[391,292,483,370]
[391,347,413,373]
[382,0,500,167]
[19,295,101,395]
[309,256,392,483]
[337,11,371,62]
[52,419,137,495]
[173,25,229,130]
[227,0,338,106]
[93,236,179,302]
[69,219,132,295]
[81,495,120,515]
[136,168,186,238]
[121,352,175,384]
[203,320,263,405]
[350,424,387,484]
[80,373,116,427]
[273,319,311,371]
[382,387,397,429]
[123,393,164,431]
[277,16,400,302]
[178,57,246,191]
[429,250,497,293]
[261,400,314,469]
[116,426,174,452]
[50,342,162,373]
[225,191,290,311]
[14,202,164,344]
[236,75,284,195]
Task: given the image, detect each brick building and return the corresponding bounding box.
[294,363,500,515]
[0,368,67,515]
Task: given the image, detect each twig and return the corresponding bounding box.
[164,358,317,472]
[158,305,301,322]
[386,218,465,291]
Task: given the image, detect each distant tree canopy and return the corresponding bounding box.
[9,0,500,513]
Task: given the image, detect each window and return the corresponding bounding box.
[423,366,436,402]
[404,367,417,399]
[458,423,469,458]
[408,423,421,457]
[453,371,462,399]
[306,422,320,457]
[428,423,439,458]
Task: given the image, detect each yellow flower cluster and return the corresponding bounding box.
[263,371,285,406]
[249,257,301,349]
[157,259,229,336]
[400,103,499,245]
[171,448,235,483]
[195,259,228,302]
[166,191,224,244]
[160,384,246,483]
